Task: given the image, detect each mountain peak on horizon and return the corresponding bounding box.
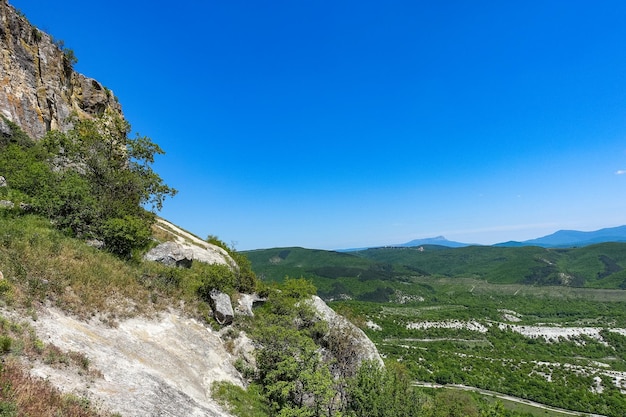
[339,225,626,252]
[399,236,469,248]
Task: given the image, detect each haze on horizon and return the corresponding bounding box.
[11,0,626,250]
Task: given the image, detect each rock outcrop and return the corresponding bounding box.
[144,241,194,268]
[234,293,267,317]
[307,295,384,373]
[0,1,123,140]
[208,290,234,325]
[152,218,238,270]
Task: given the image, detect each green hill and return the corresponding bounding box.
[244,247,404,301]
[245,243,626,301]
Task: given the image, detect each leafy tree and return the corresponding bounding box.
[1,111,177,256]
[42,112,177,217]
[347,361,427,417]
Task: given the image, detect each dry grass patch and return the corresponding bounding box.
[0,313,110,416]
[0,359,114,417]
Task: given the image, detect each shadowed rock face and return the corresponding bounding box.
[0,1,123,139]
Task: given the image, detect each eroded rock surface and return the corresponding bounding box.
[28,307,239,417]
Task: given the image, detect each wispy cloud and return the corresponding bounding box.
[616,170,626,175]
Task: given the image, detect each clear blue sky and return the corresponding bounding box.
[11,1,626,250]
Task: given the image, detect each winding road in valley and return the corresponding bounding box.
[412,382,607,417]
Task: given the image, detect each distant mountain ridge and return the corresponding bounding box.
[338,236,470,252]
[341,225,626,251]
[396,236,471,248]
[496,225,626,248]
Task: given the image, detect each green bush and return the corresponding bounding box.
[231,251,257,293]
[212,381,269,417]
[196,264,238,299]
[282,278,316,300]
[34,171,96,236]
[100,215,152,259]
[0,336,11,354]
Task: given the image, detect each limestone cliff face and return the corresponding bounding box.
[0,0,123,139]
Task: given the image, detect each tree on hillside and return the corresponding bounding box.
[0,112,177,257]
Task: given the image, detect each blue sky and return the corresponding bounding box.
[11,1,626,250]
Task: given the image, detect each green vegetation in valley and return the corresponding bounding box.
[246,245,626,416]
[331,294,626,417]
[214,278,533,417]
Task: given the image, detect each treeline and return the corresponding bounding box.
[246,244,626,294]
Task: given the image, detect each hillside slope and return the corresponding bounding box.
[246,243,626,302]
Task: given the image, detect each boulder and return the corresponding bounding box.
[144,242,193,268]
[234,293,267,317]
[152,219,237,269]
[208,290,234,325]
[0,176,6,187]
[0,200,14,209]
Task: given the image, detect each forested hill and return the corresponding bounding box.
[245,243,626,301]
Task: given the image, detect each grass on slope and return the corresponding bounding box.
[0,211,253,416]
[0,212,247,323]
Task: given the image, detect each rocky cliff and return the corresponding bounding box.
[0,0,122,139]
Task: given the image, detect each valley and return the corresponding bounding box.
[246,245,626,416]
